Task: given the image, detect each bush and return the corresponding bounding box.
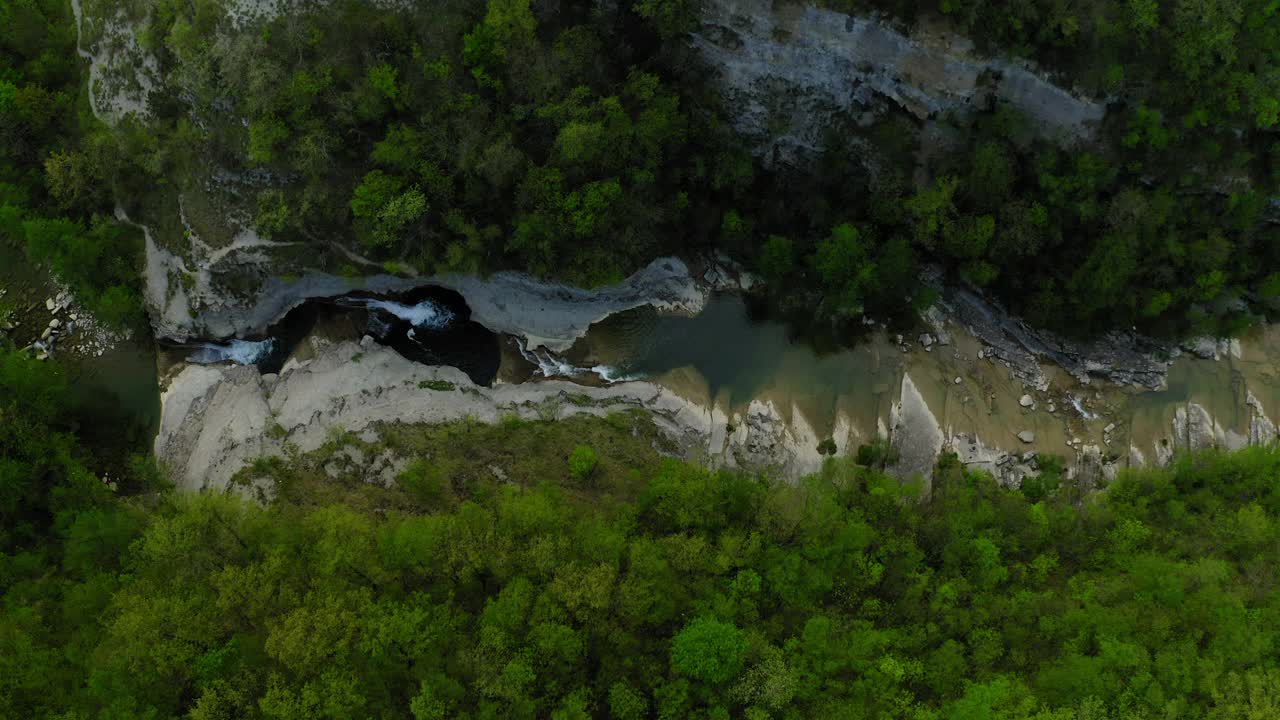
[568,444,598,481]
[397,459,457,509]
[856,439,899,468]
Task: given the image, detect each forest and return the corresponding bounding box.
[5,344,1280,718]
[5,0,1280,717]
[3,0,1274,340]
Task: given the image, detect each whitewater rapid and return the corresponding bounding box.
[187,338,277,365]
[353,298,455,328]
[514,339,642,383]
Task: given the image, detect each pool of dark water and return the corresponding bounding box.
[170,286,501,385]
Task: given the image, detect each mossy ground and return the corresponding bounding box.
[234,410,678,514]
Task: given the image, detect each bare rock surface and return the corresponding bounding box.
[157,336,820,492]
[694,0,1105,160]
[146,251,710,352]
[937,282,1174,390]
[888,373,945,490]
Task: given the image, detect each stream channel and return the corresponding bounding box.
[166,283,1280,468]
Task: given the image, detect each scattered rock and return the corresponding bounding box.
[1019,394,1034,408]
[953,377,962,385]
[1017,430,1036,443]
[918,333,935,348]
[45,298,55,311]
[48,318,61,329]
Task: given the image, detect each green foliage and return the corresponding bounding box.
[7,357,1280,720]
[51,0,1279,338]
[634,0,702,38]
[758,234,794,283]
[567,444,598,481]
[0,0,144,331]
[812,223,873,313]
[21,216,143,329]
[0,349,113,552]
[248,115,289,165]
[670,617,747,684]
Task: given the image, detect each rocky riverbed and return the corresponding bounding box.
[154,257,1280,495]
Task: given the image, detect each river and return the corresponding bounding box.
[164,282,1280,478]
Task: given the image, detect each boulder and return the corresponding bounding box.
[1019,394,1034,408]
[1017,430,1036,443]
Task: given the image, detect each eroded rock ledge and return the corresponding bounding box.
[157,336,828,492]
[146,254,721,352]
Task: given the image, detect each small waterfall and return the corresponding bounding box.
[1070,395,1097,420]
[590,364,644,383]
[353,297,455,329]
[187,338,277,365]
[515,339,641,383]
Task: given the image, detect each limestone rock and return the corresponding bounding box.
[692,0,1103,162]
[888,374,945,489]
[1173,403,1218,451]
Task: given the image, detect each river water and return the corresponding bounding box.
[560,295,1280,465]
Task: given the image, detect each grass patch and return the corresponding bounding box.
[236,412,676,515]
[418,379,456,391]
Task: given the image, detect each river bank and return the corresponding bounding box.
[153,256,1280,494]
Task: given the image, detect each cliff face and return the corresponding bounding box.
[692,0,1106,160]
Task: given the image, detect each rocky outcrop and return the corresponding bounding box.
[694,0,1105,160]
[889,373,944,489]
[157,334,822,492]
[146,249,717,351]
[71,0,159,122]
[1125,396,1277,471]
[936,282,1174,390]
